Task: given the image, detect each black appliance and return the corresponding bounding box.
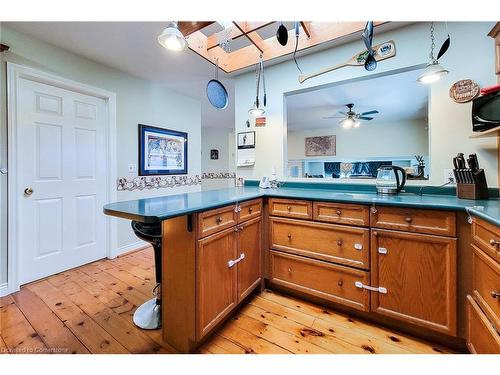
[472,90,500,132]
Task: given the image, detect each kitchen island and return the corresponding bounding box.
[103,185,500,353]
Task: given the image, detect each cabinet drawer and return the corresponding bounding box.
[238,199,262,223]
[472,245,500,329]
[313,202,370,227]
[466,295,500,354]
[472,217,500,263]
[371,206,456,237]
[270,250,370,311]
[197,205,237,238]
[270,217,369,269]
[268,198,312,220]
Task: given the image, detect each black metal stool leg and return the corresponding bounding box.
[130,221,162,330]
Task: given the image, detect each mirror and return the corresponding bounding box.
[285,67,429,181]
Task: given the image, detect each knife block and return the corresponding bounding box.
[456,170,489,200]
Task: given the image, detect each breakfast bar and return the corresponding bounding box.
[103,184,500,353]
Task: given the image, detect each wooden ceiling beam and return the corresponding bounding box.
[300,22,312,38]
[178,21,215,36]
[232,22,265,54]
[224,21,387,72]
[206,21,274,50]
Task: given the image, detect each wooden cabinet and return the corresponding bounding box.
[197,204,237,238]
[238,199,262,223]
[268,198,312,220]
[371,206,456,237]
[370,229,457,335]
[472,217,500,263]
[467,295,500,353]
[197,227,237,339]
[237,217,262,302]
[270,217,369,269]
[270,250,370,311]
[488,22,500,75]
[313,201,370,227]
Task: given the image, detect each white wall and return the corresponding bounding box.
[0,26,202,285]
[201,127,236,190]
[234,22,498,186]
[288,119,428,161]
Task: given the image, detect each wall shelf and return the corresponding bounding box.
[469,126,500,138]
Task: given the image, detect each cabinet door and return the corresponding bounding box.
[371,229,457,335]
[197,227,237,339]
[237,217,262,302]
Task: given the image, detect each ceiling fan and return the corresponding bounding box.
[323,103,379,128]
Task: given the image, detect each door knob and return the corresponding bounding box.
[24,187,34,196]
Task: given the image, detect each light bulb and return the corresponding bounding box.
[417,61,449,84]
[158,22,188,51]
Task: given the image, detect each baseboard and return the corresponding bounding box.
[114,240,150,258]
[0,282,10,297]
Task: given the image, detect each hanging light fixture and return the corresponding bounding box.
[340,117,360,129]
[248,103,265,117]
[248,59,265,117]
[158,22,188,51]
[417,22,449,84]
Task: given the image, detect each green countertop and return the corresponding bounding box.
[103,186,500,226]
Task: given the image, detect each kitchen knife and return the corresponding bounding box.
[457,153,466,169]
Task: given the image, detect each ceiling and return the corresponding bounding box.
[5,21,235,129]
[286,68,429,131]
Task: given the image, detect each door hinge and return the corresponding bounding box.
[354,281,387,294]
[228,253,245,268]
[378,247,388,254]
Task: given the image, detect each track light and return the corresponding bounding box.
[158,22,188,51]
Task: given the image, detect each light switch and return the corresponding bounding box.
[128,164,137,173]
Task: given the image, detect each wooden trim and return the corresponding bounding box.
[178,21,215,36]
[232,22,265,54]
[300,22,311,38]
[487,22,500,38]
[206,22,274,50]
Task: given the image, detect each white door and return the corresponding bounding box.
[17,78,107,284]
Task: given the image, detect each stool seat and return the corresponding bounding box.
[131,221,162,330]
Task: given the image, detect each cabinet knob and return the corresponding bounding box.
[491,290,500,299]
[249,207,253,213]
[489,239,499,247]
[336,239,343,246]
[405,217,412,223]
[336,210,342,216]
[337,280,343,287]
[216,216,223,224]
[288,267,292,274]
[287,233,292,240]
[287,206,292,211]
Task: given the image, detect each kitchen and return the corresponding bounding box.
[0,1,499,372]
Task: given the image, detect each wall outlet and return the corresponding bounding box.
[128,164,137,173]
[443,169,455,184]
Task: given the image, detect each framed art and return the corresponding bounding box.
[210,149,219,160]
[138,124,188,176]
[305,135,336,156]
[237,131,255,149]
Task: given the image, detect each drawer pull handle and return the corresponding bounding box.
[288,267,292,274]
[287,206,292,211]
[491,291,500,299]
[336,240,343,246]
[337,280,343,287]
[354,281,387,294]
[249,207,253,213]
[378,247,388,255]
[228,253,245,268]
[336,210,342,216]
[216,216,223,224]
[489,239,499,247]
[287,233,292,240]
[354,243,363,250]
[405,217,412,223]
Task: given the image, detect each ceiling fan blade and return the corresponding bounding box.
[360,110,379,115]
[436,34,450,60]
[323,116,345,119]
[338,111,347,116]
[358,116,374,121]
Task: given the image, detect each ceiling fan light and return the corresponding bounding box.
[248,104,265,117]
[353,120,361,128]
[158,22,188,51]
[417,61,449,84]
[340,117,354,129]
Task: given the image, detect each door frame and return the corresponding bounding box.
[5,62,117,295]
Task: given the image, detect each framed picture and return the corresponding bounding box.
[305,135,336,156]
[237,131,255,149]
[138,124,188,176]
[210,149,219,160]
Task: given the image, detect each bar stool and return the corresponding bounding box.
[131,220,162,329]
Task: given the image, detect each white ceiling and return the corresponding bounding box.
[286,68,428,131]
[5,21,235,129]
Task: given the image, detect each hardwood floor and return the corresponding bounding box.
[0,248,455,354]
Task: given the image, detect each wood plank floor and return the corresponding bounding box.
[0,248,455,354]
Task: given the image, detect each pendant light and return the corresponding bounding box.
[158,22,188,51]
[248,59,265,117]
[417,22,449,84]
